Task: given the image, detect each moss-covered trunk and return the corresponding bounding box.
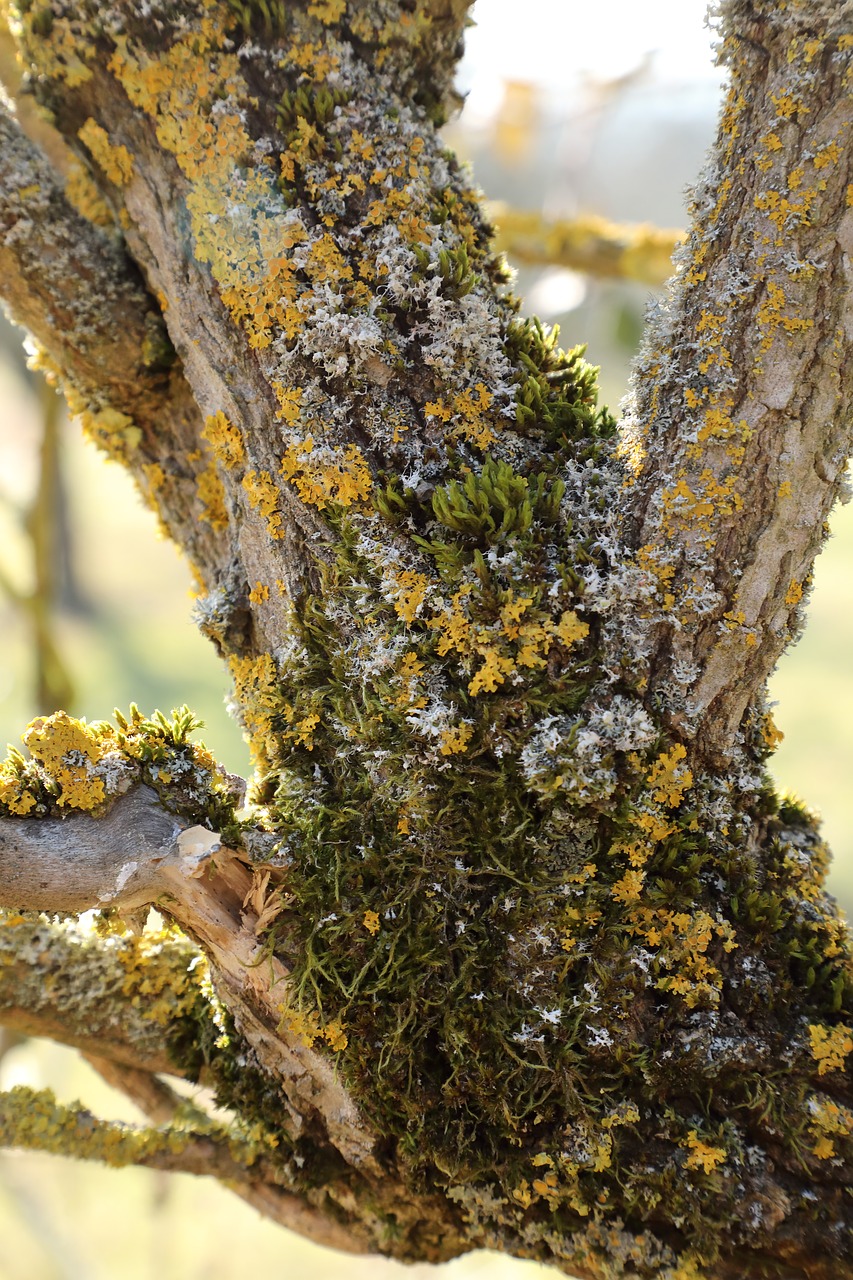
[0,2,852,1277]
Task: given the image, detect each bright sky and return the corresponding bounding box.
[459,0,721,110]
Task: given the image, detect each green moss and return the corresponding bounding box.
[225,0,288,36]
[232,519,853,1261]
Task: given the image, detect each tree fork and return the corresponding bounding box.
[0,2,851,1278]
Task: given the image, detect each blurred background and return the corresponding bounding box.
[1,1,851,1276]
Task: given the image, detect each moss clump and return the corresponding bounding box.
[228,430,852,1264]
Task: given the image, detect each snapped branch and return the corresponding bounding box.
[0,777,378,1174]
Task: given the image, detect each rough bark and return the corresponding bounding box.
[622,0,853,762]
[0,2,851,1278]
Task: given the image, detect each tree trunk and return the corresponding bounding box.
[0,2,851,1277]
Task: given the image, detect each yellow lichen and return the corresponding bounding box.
[813,141,841,170]
[809,1022,853,1076]
[65,160,113,226]
[280,437,372,509]
[683,1131,727,1174]
[323,1019,348,1051]
[308,0,346,21]
[429,590,589,699]
[389,570,430,625]
[280,1007,322,1048]
[647,745,692,807]
[229,654,279,762]
[242,470,284,539]
[425,383,498,451]
[0,772,36,815]
[439,723,474,756]
[785,579,803,607]
[293,713,320,750]
[72,400,141,459]
[22,712,106,810]
[611,869,645,904]
[271,384,303,427]
[627,907,737,1008]
[202,411,244,469]
[770,90,808,121]
[468,646,514,696]
[363,910,380,935]
[197,462,229,531]
[555,610,590,648]
[78,118,134,186]
[761,714,784,750]
[756,281,813,350]
[141,463,166,491]
[807,1093,853,1159]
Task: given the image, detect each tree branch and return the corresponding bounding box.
[0,10,80,179]
[0,908,195,1077]
[621,5,853,759]
[83,1055,191,1124]
[0,782,379,1174]
[2,3,852,1276]
[0,785,185,913]
[0,1084,282,1182]
[0,106,234,599]
[82,1052,376,1252]
[488,204,681,285]
[0,904,387,1255]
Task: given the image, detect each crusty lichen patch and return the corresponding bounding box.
[0,705,242,837]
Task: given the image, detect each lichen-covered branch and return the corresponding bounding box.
[80,1048,377,1250]
[0,107,235,596]
[2,1069,369,1252]
[0,1083,289,1181]
[0,903,391,1255]
[488,204,681,286]
[0,909,198,1075]
[0,8,83,177]
[0,710,379,1171]
[0,1,851,1277]
[621,0,853,759]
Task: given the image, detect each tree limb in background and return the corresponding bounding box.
[0,374,75,717]
[0,1083,283,1182]
[487,204,682,286]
